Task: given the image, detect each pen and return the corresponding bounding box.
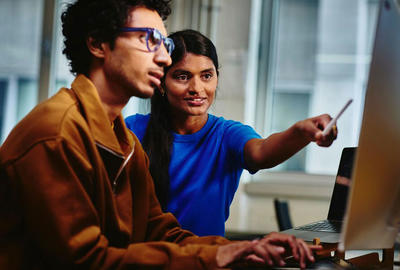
[322,99,353,136]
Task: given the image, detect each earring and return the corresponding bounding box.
[159,87,165,96]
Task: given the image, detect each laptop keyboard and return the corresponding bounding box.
[294,220,342,233]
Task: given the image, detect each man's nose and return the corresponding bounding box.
[154,45,172,67]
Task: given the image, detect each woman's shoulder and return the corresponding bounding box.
[124,114,150,142]
[125,113,150,123]
[125,113,150,128]
[208,114,245,129]
[208,114,260,138]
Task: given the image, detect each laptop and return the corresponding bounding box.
[282,147,356,243]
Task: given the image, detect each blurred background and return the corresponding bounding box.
[0,0,379,235]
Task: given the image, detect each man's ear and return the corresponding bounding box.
[86,37,107,58]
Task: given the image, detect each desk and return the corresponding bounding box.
[271,249,400,270]
[225,232,400,269]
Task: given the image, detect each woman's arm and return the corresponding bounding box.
[244,114,337,171]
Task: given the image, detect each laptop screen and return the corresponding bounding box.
[327,147,357,221]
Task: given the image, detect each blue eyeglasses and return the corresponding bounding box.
[120,27,175,55]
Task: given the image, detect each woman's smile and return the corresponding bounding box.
[184,97,207,106]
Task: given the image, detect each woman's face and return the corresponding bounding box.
[164,53,218,117]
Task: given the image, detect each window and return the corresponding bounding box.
[249,0,379,178]
[0,0,144,142]
[0,0,43,142]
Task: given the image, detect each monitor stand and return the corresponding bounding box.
[313,238,395,269]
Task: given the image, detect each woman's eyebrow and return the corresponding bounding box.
[201,68,215,73]
[171,68,214,75]
[171,69,191,74]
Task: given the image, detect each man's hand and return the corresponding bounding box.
[260,232,322,269]
[216,240,286,268]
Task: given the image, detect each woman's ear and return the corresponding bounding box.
[86,37,107,59]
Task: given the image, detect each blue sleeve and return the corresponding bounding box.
[223,120,261,173]
[124,114,150,142]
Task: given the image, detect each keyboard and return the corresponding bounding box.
[294,220,342,233]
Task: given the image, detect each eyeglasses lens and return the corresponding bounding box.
[147,30,162,52]
[164,39,174,55]
[146,29,174,55]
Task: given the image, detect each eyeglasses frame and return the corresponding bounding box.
[119,27,175,55]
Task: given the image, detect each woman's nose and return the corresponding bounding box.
[188,76,202,93]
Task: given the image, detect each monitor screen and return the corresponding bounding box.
[339,0,400,251]
[327,147,356,221]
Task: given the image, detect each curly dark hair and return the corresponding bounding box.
[61,0,171,76]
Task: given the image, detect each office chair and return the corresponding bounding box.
[274,198,293,231]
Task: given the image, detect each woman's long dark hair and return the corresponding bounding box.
[142,29,219,210]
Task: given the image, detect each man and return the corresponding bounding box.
[0,0,319,269]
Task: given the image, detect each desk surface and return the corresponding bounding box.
[271,249,400,270]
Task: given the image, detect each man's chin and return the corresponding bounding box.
[134,86,155,99]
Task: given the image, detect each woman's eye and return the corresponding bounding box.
[175,74,188,80]
[202,73,213,80]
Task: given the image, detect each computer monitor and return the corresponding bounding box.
[338,0,400,251]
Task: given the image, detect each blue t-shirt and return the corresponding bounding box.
[125,114,261,236]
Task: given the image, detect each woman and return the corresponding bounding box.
[125,29,337,236]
